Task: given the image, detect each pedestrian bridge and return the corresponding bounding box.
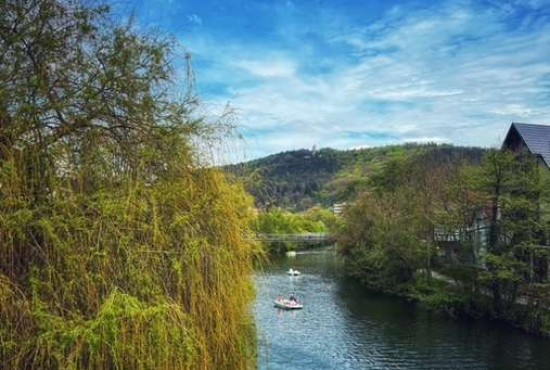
[249,232,334,243]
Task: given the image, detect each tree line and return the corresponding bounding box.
[338,146,550,335]
[229,144,486,210]
[253,206,342,254]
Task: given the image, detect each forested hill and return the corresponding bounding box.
[226,144,488,210]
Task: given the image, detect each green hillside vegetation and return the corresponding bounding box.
[0,1,258,369]
[228,144,487,210]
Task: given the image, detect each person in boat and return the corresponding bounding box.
[289,293,297,302]
[277,294,282,302]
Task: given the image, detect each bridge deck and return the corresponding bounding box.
[249,233,334,243]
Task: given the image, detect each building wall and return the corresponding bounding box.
[540,161,550,246]
[503,128,527,154]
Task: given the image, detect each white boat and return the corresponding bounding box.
[287,268,301,276]
[286,251,297,257]
[274,299,303,310]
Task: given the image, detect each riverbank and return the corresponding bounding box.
[417,271,550,338]
[351,268,550,338]
[256,249,550,369]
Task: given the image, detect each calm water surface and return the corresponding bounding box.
[254,247,550,370]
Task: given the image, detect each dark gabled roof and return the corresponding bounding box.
[503,122,550,168]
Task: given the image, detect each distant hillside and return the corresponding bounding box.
[226,144,487,210]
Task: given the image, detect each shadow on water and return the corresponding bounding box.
[255,247,550,370]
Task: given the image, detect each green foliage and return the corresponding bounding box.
[439,266,480,290]
[337,144,474,290]
[227,144,486,210]
[338,140,550,335]
[303,206,345,234]
[27,291,197,370]
[411,278,486,319]
[338,191,425,289]
[255,208,326,235]
[469,150,550,310]
[479,253,527,309]
[253,208,328,253]
[0,1,258,369]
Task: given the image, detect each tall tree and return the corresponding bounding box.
[0,1,258,369]
[471,149,516,252]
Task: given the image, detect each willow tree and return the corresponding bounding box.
[0,1,258,369]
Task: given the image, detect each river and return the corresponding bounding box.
[254,247,550,370]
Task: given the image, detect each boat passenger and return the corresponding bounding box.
[289,293,297,302]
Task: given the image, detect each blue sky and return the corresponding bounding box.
[112,0,550,161]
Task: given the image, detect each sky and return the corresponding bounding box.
[111,0,550,161]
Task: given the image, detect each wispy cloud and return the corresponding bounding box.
[115,0,550,161]
[187,14,202,26]
[235,58,297,78]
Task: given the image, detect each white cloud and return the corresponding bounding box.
[185,0,550,160]
[234,58,297,78]
[187,14,202,26]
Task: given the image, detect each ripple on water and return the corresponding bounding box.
[255,250,550,370]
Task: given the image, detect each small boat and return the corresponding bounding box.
[287,268,301,276]
[274,299,303,310]
[286,251,297,257]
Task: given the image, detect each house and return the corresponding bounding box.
[435,207,492,267]
[330,202,347,215]
[502,122,550,173]
[436,122,550,269]
[503,122,550,243]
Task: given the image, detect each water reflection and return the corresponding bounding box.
[255,247,550,370]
